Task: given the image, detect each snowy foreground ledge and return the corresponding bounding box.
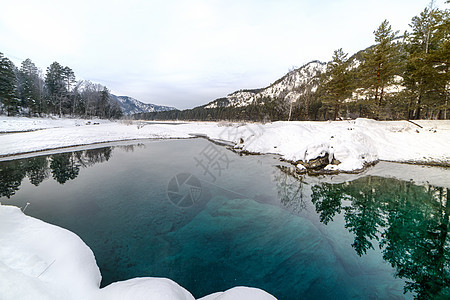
[1,116,449,172]
[0,204,276,300]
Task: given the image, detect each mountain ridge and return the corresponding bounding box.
[110,95,176,115]
[203,60,327,109]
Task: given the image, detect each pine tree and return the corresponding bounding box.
[19,58,43,115]
[99,86,110,118]
[62,66,76,116]
[0,53,19,116]
[359,20,401,119]
[431,8,449,119]
[45,62,66,117]
[404,5,449,119]
[320,48,353,120]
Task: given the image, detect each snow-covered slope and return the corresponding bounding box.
[205,61,326,108]
[111,95,176,115]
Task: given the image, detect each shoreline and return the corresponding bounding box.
[1,116,449,174]
[2,134,449,170]
[0,137,194,161]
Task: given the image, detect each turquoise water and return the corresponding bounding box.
[1,139,448,299]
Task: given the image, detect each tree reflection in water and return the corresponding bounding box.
[0,160,26,198]
[0,146,114,198]
[274,165,306,213]
[311,176,449,299]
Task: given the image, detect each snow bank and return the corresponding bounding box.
[0,116,449,172]
[209,119,450,172]
[0,205,101,299]
[0,204,276,300]
[197,287,276,300]
[96,278,195,300]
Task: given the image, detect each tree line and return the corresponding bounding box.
[321,3,449,120]
[0,56,123,119]
[137,3,449,122]
[133,96,303,122]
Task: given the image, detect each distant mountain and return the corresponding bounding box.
[136,47,405,122]
[202,51,404,111]
[110,95,176,115]
[204,60,327,109]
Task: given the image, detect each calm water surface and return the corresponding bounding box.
[0,139,448,299]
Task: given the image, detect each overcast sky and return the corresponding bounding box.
[0,0,446,109]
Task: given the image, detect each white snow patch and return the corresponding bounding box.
[0,205,101,300]
[96,278,194,300]
[197,287,276,300]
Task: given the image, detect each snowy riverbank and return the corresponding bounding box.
[1,116,450,172]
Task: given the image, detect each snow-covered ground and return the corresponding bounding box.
[0,116,110,133]
[1,116,449,172]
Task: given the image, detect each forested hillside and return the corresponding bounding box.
[0,57,123,119]
[137,3,449,122]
